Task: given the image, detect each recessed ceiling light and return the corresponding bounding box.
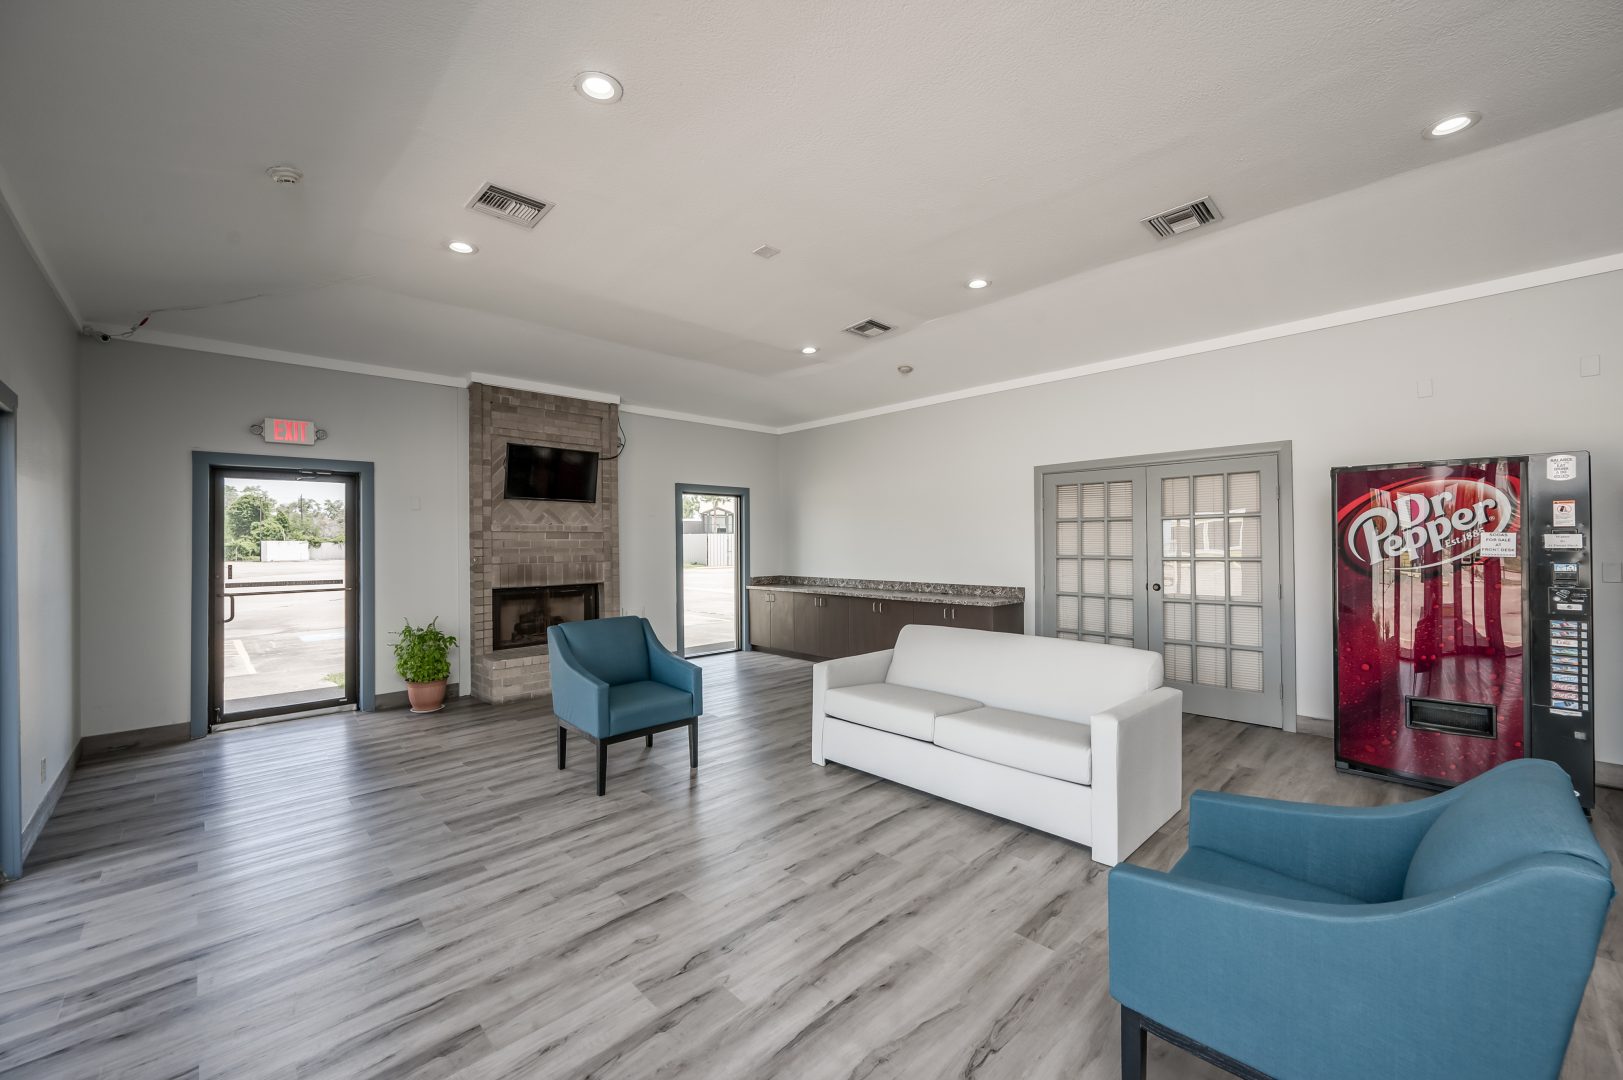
[1424,112,1479,139]
[575,71,623,103]
[447,241,477,254]
[966,278,989,289]
[801,346,818,355]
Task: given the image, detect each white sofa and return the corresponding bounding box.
[811,624,1183,865]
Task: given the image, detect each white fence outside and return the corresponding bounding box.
[683,533,736,567]
[258,540,345,562]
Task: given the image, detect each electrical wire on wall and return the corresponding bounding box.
[601,421,627,461]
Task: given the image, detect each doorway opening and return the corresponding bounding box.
[208,466,359,727]
[675,484,749,658]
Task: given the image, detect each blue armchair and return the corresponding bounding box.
[547,616,703,795]
[1109,759,1613,1080]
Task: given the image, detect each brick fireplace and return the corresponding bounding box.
[469,383,620,703]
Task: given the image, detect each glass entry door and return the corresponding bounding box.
[1041,453,1285,728]
[208,467,359,726]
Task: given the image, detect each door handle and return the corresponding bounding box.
[1150,583,1162,592]
[223,594,236,624]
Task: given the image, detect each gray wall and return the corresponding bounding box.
[779,270,1623,764]
[77,341,469,736]
[0,204,79,826]
[618,412,782,646]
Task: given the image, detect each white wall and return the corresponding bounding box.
[780,270,1623,763]
[0,203,79,827]
[77,341,468,736]
[618,412,781,647]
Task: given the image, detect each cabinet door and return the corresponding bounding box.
[819,595,856,658]
[792,593,827,657]
[748,591,773,649]
[947,604,996,631]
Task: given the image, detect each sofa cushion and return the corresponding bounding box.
[824,683,981,741]
[886,624,1161,723]
[606,680,695,735]
[1403,758,1609,899]
[1171,847,1364,905]
[934,706,1093,785]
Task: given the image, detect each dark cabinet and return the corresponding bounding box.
[748,589,798,652]
[749,588,1022,660]
[793,593,852,658]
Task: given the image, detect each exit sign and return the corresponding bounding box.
[263,417,317,445]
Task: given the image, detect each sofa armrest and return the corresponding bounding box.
[1108,855,1614,1080]
[811,649,894,764]
[1187,786,1456,903]
[546,630,611,738]
[1088,686,1182,866]
[643,621,703,715]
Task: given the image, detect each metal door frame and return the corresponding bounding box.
[191,452,375,739]
[673,483,750,658]
[1035,442,1298,732]
[0,379,19,879]
[207,466,360,726]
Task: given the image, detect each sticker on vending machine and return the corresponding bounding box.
[1546,454,1578,481]
[1478,531,1518,558]
[1552,499,1576,528]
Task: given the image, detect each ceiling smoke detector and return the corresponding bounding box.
[843,318,894,339]
[1142,197,1222,238]
[265,165,303,185]
[467,183,554,229]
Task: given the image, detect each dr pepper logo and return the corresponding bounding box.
[1339,477,1518,570]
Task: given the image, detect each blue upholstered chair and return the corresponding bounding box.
[547,616,703,795]
[1109,759,1613,1080]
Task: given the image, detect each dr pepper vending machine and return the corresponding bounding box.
[1332,452,1595,808]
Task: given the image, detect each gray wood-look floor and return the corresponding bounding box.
[2,651,1619,1080]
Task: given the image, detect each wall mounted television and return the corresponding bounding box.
[504,443,599,502]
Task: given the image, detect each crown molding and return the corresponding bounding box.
[772,251,1623,434]
[0,162,83,328]
[618,403,780,435]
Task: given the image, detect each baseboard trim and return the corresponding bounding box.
[1297,716,1331,739]
[80,722,191,762]
[21,740,80,867]
[373,682,461,712]
[1597,760,1622,792]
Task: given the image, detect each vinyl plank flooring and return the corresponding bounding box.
[2,650,1618,1079]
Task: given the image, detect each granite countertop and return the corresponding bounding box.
[746,576,1024,608]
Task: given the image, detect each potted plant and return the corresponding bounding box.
[392,617,458,714]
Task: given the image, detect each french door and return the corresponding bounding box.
[1041,453,1285,727]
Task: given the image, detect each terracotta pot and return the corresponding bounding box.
[406,679,447,714]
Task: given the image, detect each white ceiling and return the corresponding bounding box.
[2,0,1622,427]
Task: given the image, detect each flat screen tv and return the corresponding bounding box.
[504,443,599,502]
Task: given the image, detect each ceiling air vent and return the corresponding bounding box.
[466,183,554,229]
[843,318,894,339]
[1142,197,1222,238]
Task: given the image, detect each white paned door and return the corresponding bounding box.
[1042,454,1284,727]
[1042,467,1146,649]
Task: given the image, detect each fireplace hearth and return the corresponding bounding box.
[493,584,601,651]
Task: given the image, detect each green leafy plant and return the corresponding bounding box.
[392,618,458,684]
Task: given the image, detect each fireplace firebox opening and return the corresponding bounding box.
[493,584,601,650]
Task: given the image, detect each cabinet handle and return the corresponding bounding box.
[951,608,957,621]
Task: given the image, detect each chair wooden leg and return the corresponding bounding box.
[1121,1005,1148,1080]
[646,732,653,748]
[596,741,607,796]
[557,726,567,770]
[688,718,698,769]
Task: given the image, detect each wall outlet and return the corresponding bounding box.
[1603,562,1623,584]
[1416,378,1434,398]
[1579,354,1601,378]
